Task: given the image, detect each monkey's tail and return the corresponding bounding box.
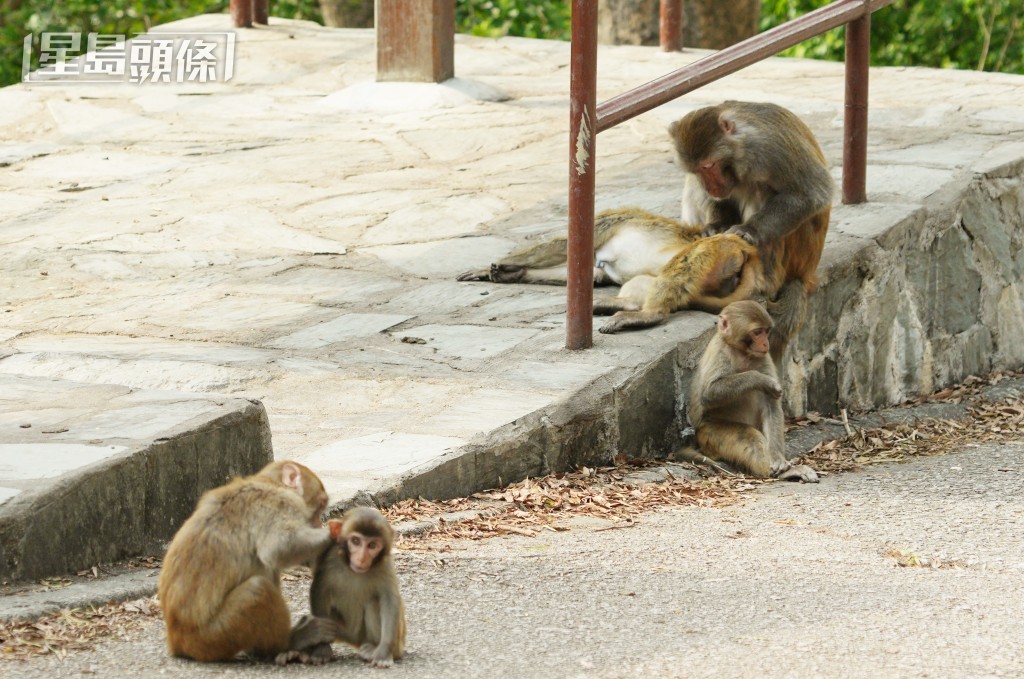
[767,280,809,364]
[673,435,738,477]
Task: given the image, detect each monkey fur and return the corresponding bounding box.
[685,301,818,483]
[458,207,768,333]
[307,506,407,668]
[671,100,834,362]
[158,460,339,663]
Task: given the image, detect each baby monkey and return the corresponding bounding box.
[303,506,407,668]
[686,300,818,483]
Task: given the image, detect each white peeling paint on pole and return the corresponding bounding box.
[575,106,592,176]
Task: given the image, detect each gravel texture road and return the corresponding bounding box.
[5,441,1022,678]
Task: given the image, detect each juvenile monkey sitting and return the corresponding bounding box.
[685,300,818,483]
[298,506,407,668]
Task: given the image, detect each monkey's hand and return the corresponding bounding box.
[359,642,395,668]
[776,464,819,483]
[700,222,729,238]
[762,377,783,400]
[724,225,758,246]
[279,614,343,666]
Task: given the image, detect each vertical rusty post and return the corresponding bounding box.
[842,7,870,204]
[660,0,683,52]
[230,0,253,28]
[566,0,598,350]
[253,0,269,25]
[377,0,455,83]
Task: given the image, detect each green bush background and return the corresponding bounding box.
[2,1,1021,87]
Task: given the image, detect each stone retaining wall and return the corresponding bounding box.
[789,157,1024,415]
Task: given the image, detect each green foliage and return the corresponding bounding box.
[456,0,570,41]
[761,0,1024,74]
[271,0,322,24]
[4,0,1021,88]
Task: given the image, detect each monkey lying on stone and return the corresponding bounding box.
[461,101,832,362]
[458,207,765,334]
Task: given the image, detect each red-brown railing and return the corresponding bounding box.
[230,0,266,27]
[566,0,894,350]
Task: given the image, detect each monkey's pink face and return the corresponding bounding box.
[346,533,384,574]
[748,327,770,356]
[697,160,734,199]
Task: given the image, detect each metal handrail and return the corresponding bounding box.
[566,0,894,350]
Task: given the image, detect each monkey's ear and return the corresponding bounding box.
[718,112,736,135]
[279,462,303,494]
[327,519,344,541]
[718,314,730,334]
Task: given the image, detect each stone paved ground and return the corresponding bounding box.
[2,14,1024,579]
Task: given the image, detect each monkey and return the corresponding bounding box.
[158,460,342,663]
[457,207,768,333]
[305,506,407,668]
[685,300,818,483]
[592,232,762,333]
[458,207,699,287]
[670,100,835,362]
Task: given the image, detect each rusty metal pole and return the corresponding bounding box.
[253,0,269,25]
[660,0,683,52]
[842,7,870,204]
[566,0,598,350]
[230,0,253,28]
[377,0,455,83]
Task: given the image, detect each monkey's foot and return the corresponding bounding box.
[489,263,527,283]
[598,311,665,334]
[776,464,819,483]
[274,648,333,666]
[769,459,792,477]
[592,297,638,316]
[358,644,395,668]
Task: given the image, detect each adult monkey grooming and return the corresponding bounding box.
[305,506,407,668]
[158,460,341,663]
[670,100,834,362]
[686,300,818,483]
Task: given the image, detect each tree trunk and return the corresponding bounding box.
[598,0,760,49]
[598,0,660,46]
[319,0,374,28]
[684,0,761,50]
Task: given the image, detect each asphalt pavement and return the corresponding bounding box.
[6,441,1022,679]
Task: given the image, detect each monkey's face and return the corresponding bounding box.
[746,327,771,357]
[345,532,384,574]
[719,301,774,358]
[696,160,735,199]
[670,107,738,199]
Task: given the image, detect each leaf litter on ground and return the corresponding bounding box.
[3,371,1023,659]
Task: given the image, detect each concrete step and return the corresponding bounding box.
[0,374,271,582]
